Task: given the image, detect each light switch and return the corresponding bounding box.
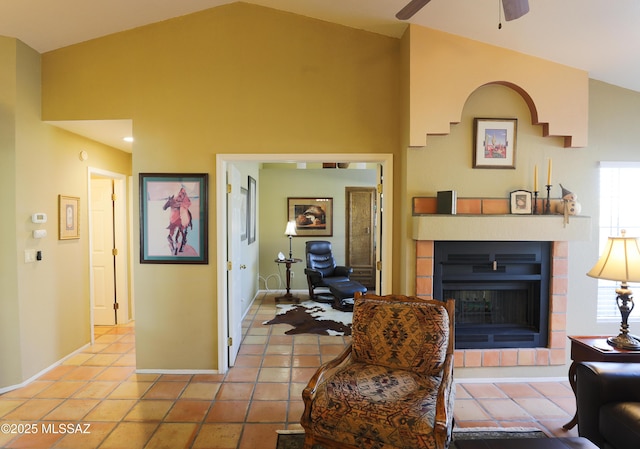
[33,229,47,239]
[24,249,36,263]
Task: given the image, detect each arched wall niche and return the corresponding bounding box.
[404,25,588,148]
[488,81,539,122]
[489,80,574,148]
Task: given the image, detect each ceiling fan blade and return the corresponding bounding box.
[502,0,529,21]
[396,0,433,20]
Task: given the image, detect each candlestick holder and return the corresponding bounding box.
[544,185,552,214]
[533,191,539,215]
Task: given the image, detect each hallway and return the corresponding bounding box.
[0,291,579,448]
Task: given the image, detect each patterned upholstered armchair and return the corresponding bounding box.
[301,292,456,449]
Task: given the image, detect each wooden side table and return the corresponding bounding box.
[274,258,302,303]
[563,335,640,429]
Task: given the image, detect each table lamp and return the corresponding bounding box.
[285,221,297,260]
[587,230,640,350]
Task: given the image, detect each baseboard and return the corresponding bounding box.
[0,342,90,394]
[135,369,221,375]
[455,376,567,384]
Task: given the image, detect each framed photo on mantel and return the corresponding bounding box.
[510,189,533,214]
[473,118,517,169]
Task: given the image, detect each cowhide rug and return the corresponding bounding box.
[263,300,352,336]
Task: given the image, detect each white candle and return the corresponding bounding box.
[534,165,538,191]
[547,159,552,185]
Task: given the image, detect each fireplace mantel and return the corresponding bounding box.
[413,215,591,242]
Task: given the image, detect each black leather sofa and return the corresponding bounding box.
[576,361,640,449]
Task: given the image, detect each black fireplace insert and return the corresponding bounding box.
[433,241,550,350]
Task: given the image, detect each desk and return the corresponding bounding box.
[563,335,640,429]
[275,258,302,303]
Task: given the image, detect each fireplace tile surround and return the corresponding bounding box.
[413,196,575,368]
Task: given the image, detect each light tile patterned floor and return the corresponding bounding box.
[0,291,579,448]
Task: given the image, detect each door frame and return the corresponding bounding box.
[215,153,393,373]
[87,167,131,342]
[226,164,244,366]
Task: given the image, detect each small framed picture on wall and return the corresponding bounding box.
[473,118,517,169]
[287,197,333,237]
[59,195,80,239]
[248,176,256,244]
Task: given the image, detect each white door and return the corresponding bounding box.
[227,165,243,366]
[112,178,129,324]
[91,178,117,325]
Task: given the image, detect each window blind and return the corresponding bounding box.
[596,164,640,321]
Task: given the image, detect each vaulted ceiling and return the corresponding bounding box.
[4,1,638,150]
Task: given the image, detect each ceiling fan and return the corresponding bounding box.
[396,0,529,21]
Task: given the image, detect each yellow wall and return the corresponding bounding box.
[0,36,21,386]
[29,2,640,379]
[42,3,401,370]
[0,37,132,389]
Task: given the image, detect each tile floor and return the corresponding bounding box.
[0,291,579,449]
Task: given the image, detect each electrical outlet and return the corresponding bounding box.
[24,249,36,263]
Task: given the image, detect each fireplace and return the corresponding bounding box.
[433,241,550,350]
[412,203,588,367]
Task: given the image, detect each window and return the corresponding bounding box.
[596,163,640,321]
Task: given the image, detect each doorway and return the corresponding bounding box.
[345,187,377,290]
[88,168,131,335]
[216,153,393,373]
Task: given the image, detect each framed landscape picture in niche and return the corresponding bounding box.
[473,118,517,169]
[288,197,333,237]
[139,173,208,264]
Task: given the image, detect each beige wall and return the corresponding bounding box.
[0,37,132,389]
[404,26,589,148]
[4,2,635,379]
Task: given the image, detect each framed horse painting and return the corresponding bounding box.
[139,173,208,264]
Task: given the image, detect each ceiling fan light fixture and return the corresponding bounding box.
[396,0,432,20]
[502,0,529,21]
[396,0,529,22]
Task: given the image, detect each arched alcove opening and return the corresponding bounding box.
[404,25,588,148]
[408,82,565,199]
[484,81,540,124]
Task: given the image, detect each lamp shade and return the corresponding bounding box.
[587,234,640,282]
[284,221,297,236]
